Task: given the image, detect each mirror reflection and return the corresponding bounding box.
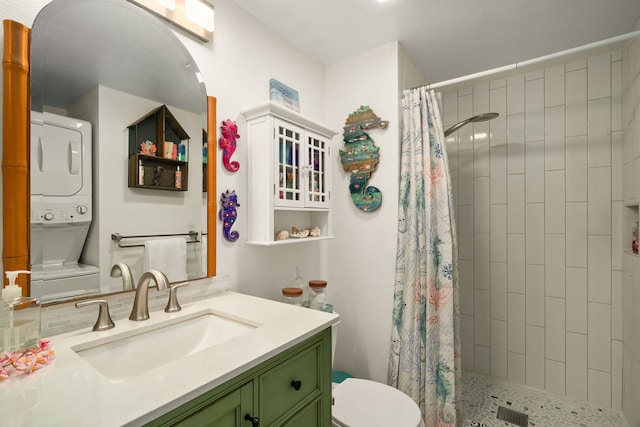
[29,0,209,302]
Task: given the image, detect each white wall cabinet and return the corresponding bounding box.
[243,102,338,246]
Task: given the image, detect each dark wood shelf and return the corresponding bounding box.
[128,154,188,191]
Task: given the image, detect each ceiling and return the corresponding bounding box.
[229,0,640,84]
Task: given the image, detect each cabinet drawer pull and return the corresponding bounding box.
[244,413,260,427]
[290,380,302,391]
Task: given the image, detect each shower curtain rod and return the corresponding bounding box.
[414,30,640,91]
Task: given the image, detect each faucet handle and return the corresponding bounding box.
[164,282,189,313]
[76,299,116,331]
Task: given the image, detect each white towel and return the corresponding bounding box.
[144,238,188,282]
[201,235,208,276]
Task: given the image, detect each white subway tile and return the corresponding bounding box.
[474,82,490,115]
[526,70,544,81]
[473,289,491,346]
[526,264,545,327]
[491,262,507,320]
[458,86,473,97]
[525,141,545,203]
[474,128,491,177]
[461,314,475,370]
[634,158,640,201]
[545,64,565,107]
[459,259,474,316]
[474,345,491,375]
[545,105,566,171]
[566,68,587,136]
[566,332,588,400]
[611,132,622,202]
[545,360,566,396]
[545,170,566,234]
[566,135,588,201]
[525,79,545,142]
[588,235,612,304]
[508,352,526,385]
[566,267,588,334]
[491,320,508,379]
[491,205,507,263]
[490,78,506,89]
[475,233,490,290]
[612,202,622,271]
[612,60,622,132]
[507,114,525,174]
[508,292,526,353]
[545,234,566,298]
[458,94,474,151]
[567,59,586,72]
[507,233,526,294]
[526,203,545,264]
[507,174,525,234]
[458,149,474,205]
[587,98,611,167]
[588,53,611,100]
[545,296,566,361]
[588,166,612,235]
[442,91,458,128]
[566,202,588,267]
[612,271,622,341]
[612,340,623,410]
[490,86,507,148]
[474,177,491,233]
[507,74,525,115]
[446,135,459,179]
[525,325,545,390]
[458,205,474,260]
[490,146,507,204]
[588,369,611,408]
[588,302,612,371]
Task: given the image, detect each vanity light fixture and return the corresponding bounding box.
[127,0,214,42]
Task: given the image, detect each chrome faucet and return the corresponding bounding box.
[110,263,134,291]
[129,270,169,321]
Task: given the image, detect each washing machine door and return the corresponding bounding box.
[331,378,423,427]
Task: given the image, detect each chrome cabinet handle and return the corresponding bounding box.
[75,299,115,331]
[291,380,302,391]
[244,413,259,427]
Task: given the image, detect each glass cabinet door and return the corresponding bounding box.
[275,120,302,207]
[305,133,329,208]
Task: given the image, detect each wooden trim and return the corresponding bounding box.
[2,20,30,295]
[207,96,217,277]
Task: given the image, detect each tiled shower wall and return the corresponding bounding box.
[442,50,624,409]
[621,30,640,427]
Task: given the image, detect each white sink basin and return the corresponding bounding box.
[72,311,258,382]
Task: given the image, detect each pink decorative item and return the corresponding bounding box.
[219,119,240,172]
[0,340,55,380]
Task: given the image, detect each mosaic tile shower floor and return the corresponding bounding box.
[461,370,628,427]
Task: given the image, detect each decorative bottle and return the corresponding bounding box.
[175,166,182,189]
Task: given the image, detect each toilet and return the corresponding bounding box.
[330,317,424,427]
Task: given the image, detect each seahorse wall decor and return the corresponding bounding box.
[219,119,240,172]
[339,105,388,212]
[219,190,240,242]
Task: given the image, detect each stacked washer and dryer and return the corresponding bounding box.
[30,111,99,302]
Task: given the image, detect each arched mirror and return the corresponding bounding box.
[2,0,216,303]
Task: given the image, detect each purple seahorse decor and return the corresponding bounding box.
[219,119,240,172]
[219,190,240,242]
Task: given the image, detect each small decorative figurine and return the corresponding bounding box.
[219,119,240,172]
[339,106,388,212]
[219,190,240,242]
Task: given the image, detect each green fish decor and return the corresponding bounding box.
[339,106,388,212]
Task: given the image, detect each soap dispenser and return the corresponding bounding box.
[0,270,41,353]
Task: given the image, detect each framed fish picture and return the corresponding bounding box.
[269,78,300,112]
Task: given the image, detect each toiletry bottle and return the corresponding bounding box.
[175,166,182,189]
[138,159,145,186]
[1,270,40,353]
[288,267,307,306]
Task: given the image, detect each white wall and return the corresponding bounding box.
[621,22,640,427]
[442,50,624,409]
[324,42,403,383]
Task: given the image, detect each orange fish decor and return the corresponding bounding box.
[339,106,388,212]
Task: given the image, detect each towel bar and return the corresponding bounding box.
[111,230,200,248]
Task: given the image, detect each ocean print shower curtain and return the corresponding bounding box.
[388,87,461,426]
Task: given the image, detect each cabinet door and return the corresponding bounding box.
[274,119,304,208]
[172,382,253,427]
[281,397,323,426]
[304,131,330,209]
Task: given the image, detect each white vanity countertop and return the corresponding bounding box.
[0,291,339,426]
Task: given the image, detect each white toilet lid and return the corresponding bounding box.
[332,378,422,427]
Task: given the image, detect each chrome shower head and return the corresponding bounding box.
[444,112,499,137]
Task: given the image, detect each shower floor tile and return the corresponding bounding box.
[461,370,628,427]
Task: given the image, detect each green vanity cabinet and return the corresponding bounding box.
[146,328,332,427]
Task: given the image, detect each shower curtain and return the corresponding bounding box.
[388,87,461,426]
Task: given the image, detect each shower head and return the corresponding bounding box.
[444,112,499,137]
